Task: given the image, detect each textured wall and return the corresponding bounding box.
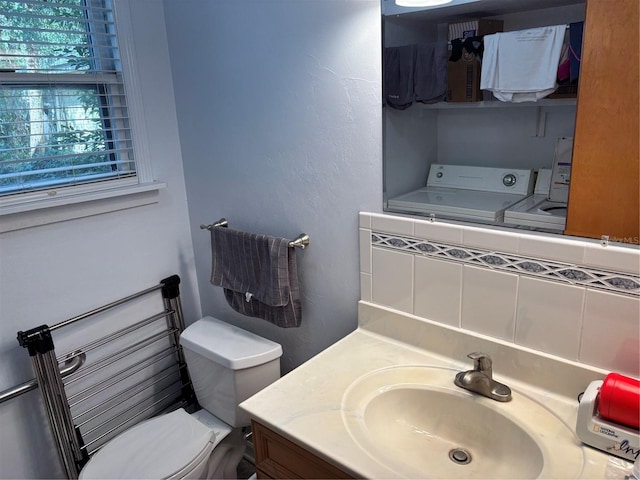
[164,0,383,372]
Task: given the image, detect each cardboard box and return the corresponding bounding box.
[446,19,503,102]
[447,54,483,102]
[549,137,573,203]
[448,19,505,42]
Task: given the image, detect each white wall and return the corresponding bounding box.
[0,2,200,478]
[163,0,383,372]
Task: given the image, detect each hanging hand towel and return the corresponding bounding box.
[384,44,416,110]
[480,25,566,103]
[210,227,301,328]
[414,42,448,104]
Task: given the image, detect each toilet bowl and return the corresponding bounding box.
[79,316,282,479]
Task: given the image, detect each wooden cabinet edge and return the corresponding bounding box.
[562,0,639,243]
[252,420,355,479]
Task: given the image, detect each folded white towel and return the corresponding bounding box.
[481,25,566,103]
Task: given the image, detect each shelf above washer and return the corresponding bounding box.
[409,98,577,110]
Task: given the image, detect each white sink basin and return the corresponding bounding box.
[341,365,585,479]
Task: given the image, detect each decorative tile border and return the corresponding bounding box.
[372,232,640,297]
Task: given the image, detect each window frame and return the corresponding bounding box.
[0,0,164,232]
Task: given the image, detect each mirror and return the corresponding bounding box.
[382,0,588,237]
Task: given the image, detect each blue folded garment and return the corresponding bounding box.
[569,22,584,83]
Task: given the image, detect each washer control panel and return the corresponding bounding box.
[427,164,535,195]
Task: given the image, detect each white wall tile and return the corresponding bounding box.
[360,272,372,302]
[371,213,414,236]
[515,277,585,359]
[461,265,518,341]
[414,256,462,327]
[362,214,639,372]
[580,290,640,377]
[414,220,463,245]
[359,212,372,229]
[463,226,519,253]
[518,233,585,264]
[584,243,640,275]
[372,247,414,313]
[359,228,371,274]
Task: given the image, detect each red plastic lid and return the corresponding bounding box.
[598,373,640,429]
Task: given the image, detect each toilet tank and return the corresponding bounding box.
[180,316,282,427]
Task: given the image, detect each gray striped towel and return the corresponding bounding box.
[210,227,301,328]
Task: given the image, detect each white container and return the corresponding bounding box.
[180,316,282,427]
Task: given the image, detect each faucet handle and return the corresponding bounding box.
[467,352,493,376]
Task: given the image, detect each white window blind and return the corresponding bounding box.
[0,0,137,198]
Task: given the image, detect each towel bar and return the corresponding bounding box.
[200,218,310,250]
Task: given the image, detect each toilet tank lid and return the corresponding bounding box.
[180,316,283,370]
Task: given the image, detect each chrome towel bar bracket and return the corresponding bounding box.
[200,218,310,250]
[200,218,228,230]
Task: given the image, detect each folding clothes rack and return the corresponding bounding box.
[0,275,197,478]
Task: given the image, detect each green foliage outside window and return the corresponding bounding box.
[0,0,115,193]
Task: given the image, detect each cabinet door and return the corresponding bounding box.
[252,421,354,479]
[565,0,639,244]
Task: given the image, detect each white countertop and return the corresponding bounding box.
[239,302,627,479]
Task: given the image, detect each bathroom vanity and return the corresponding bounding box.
[251,421,352,479]
[240,302,621,479]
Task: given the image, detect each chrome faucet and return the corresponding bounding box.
[454,352,512,402]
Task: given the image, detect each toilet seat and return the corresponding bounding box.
[79,408,229,479]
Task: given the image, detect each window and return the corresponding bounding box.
[0,0,140,206]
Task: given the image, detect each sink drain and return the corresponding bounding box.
[448,448,472,465]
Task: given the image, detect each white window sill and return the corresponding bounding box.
[0,181,167,233]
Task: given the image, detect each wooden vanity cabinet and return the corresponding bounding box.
[252,421,354,479]
[565,0,639,244]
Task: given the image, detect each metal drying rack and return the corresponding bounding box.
[0,276,197,478]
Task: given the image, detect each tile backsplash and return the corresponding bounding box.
[359,212,640,378]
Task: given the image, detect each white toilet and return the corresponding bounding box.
[79,316,282,479]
